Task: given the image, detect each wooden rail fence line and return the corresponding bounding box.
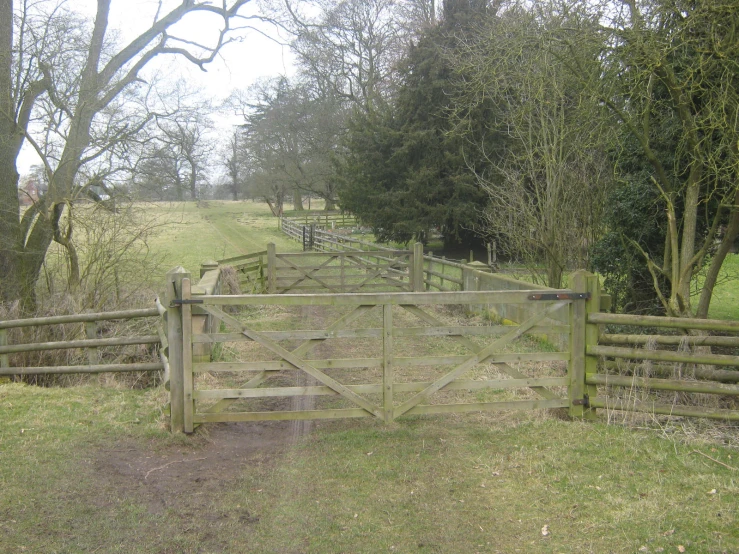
[164,258,739,432]
[0,307,165,376]
[583,304,739,422]
[3,234,737,431]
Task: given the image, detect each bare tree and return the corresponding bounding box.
[222,129,244,201]
[450,3,613,288]
[1,0,253,308]
[280,0,407,113]
[234,76,345,212]
[559,0,739,317]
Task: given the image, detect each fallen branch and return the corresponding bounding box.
[691,450,738,472]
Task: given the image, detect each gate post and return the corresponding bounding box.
[267,243,277,293]
[568,271,599,419]
[181,276,195,433]
[165,266,189,433]
[411,242,424,292]
[584,273,601,417]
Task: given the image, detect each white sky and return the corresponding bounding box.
[17,0,294,173]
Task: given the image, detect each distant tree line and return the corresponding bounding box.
[236,0,737,318]
[2,0,737,320]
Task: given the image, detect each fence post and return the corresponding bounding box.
[85,321,99,365]
[427,252,433,291]
[412,242,424,292]
[267,243,277,293]
[181,276,194,433]
[584,273,601,417]
[568,270,594,418]
[165,266,189,433]
[259,254,266,292]
[0,329,9,371]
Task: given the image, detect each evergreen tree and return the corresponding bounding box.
[338,2,497,247]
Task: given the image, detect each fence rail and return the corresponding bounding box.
[281,211,358,228]
[584,310,739,420]
[0,307,165,376]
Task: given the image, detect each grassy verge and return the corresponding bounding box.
[702,253,739,320]
[234,417,739,554]
[1,382,737,553]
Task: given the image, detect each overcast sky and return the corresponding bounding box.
[17,0,294,173]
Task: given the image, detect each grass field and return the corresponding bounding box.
[702,254,739,320]
[2,200,738,553]
[143,201,299,277]
[1,383,737,553]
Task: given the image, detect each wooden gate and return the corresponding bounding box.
[267,243,416,294]
[166,275,589,433]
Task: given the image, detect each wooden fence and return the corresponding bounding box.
[280,211,358,229]
[0,307,166,377]
[2,234,736,431]
[163,263,739,432]
[266,243,422,294]
[585,311,739,421]
[213,250,267,292]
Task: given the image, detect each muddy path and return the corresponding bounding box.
[91,305,334,520]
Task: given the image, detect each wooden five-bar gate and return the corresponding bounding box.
[266,243,422,294]
[165,265,596,433]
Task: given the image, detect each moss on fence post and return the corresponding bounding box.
[568,270,599,419]
[165,266,189,433]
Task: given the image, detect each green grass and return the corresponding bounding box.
[234,419,739,554]
[703,253,739,320]
[3,201,739,552]
[143,200,299,277]
[1,382,737,553]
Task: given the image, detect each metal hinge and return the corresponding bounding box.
[572,395,590,407]
[528,293,590,301]
[171,299,204,305]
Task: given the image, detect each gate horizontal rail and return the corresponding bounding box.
[199,290,579,306]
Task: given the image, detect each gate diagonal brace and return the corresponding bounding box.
[279,255,339,293]
[399,304,561,401]
[291,304,377,358]
[394,301,569,418]
[344,254,408,293]
[200,304,384,419]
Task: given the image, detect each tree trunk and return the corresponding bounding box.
[189,164,197,200]
[0,146,23,304]
[696,191,739,318]
[293,188,304,211]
